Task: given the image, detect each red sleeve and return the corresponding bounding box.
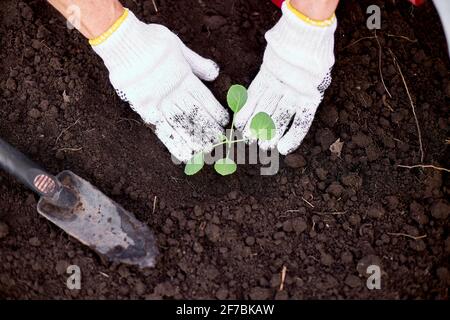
[271,0,284,8]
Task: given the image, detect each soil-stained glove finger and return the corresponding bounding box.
[240,89,284,143]
[235,75,268,133]
[159,80,226,155]
[258,96,296,151]
[251,90,283,120]
[181,43,220,82]
[154,120,195,162]
[161,99,224,154]
[277,107,316,155]
[188,77,229,127]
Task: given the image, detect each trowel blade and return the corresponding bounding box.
[36,170,158,268]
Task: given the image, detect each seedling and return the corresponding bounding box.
[185,85,276,176]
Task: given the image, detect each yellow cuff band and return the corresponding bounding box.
[89,8,129,46]
[286,0,336,27]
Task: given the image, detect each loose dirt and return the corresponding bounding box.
[0,0,448,299]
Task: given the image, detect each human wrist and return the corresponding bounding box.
[89,7,129,46]
[84,1,125,39]
[289,0,338,21]
[90,10,148,70]
[47,0,124,39]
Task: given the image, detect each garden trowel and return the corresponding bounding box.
[0,138,158,268]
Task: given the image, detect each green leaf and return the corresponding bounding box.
[250,112,276,141]
[184,153,204,176]
[227,85,248,113]
[214,158,237,176]
[218,134,228,143]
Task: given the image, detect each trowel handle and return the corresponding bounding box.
[0,138,60,198]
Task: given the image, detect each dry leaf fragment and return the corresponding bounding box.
[63,90,71,103]
[330,138,344,157]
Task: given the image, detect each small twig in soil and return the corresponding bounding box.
[343,36,376,50]
[83,128,96,134]
[387,33,417,43]
[382,94,394,112]
[389,49,424,163]
[56,118,81,144]
[99,272,110,278]
[40,40,54,53]
[316,211,346,216]
[301,197,315,208]
[375,31,392,98]
[397,164,450,173]
[279,266,287,291]
[152,196,157,215]
[284,209,305,214]
[58,147,82,152]
[152,0,158,12]
[170,176,197,191]
[280,209,306,218]
[387,232,427,240]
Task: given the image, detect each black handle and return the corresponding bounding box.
[0,138,60,198]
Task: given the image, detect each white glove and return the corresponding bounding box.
[91,9,229,162]
[235,1,337,155]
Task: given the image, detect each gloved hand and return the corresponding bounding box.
[235,0,337,155]
[91,9,229,162]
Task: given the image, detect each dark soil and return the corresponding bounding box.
[0,0,449,299]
